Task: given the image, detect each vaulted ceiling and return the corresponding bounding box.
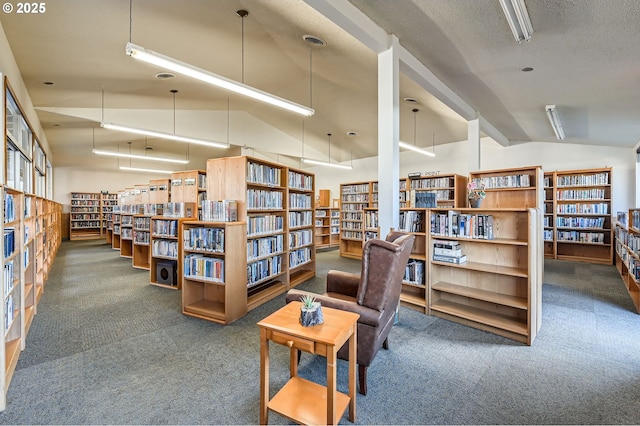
[1,0,638,173]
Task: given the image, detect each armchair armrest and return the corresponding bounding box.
[326,270,360,298]
[285,289,383,327]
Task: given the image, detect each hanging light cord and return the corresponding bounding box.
[128,0,133,43]
[413,108,419,146]
[309,48,313,108]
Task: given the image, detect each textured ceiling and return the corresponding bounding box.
[0,0,638,173]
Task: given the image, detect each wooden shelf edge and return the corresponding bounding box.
[430,300,529,338]
[432,281,528,310]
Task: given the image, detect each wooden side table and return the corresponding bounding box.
[258,301,359,425]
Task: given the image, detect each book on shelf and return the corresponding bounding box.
[432,254,467,264]
[431,211,494,240]
[403,259,424,285]
[201,200,238,222]
[433,246,462,257]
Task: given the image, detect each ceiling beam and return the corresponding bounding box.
[303,0,511,147]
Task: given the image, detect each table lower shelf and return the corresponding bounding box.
[268,376,350,425]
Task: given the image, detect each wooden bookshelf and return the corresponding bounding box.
[406,174,467,208]
[287,166,316,287]
[315,207,339,249]
[149,206,196,290]
[22,195,35,335]
[132,213,151,270]
[171,170,206,219]
[428,207,542,345]
[398,207,428,313]
[181,221,247,324]
[543,172,555,258]
[111,207,121,250]
[119,205,133,259]
[614,210,639,313]
[206,156,316,312]
[69,192,101,240]
[468,166,543,209]
[2,186,23,410]
[550,167,613,265]
[149,179,171,204]
[100,192,117,238]
[339,181,371,259]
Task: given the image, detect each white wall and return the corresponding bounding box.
[311,137,635,214]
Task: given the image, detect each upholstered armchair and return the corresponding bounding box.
[285,232,415,395]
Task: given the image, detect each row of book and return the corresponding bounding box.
[288,211,312,228]
[289,229,313,249]
[341,230,363,240]
[247,189,284,210]
[70,199,100,206]
[556,172,609,187]
[121,216,133,225]
[287,170,313,191]
[364,211,378,228]
[3,260,14,297]
[430,212,494,240]
[5,294,16,333]
[341,222,363,230]
[398,211,424,233]
[70,207,98,213]
[134,217,151,229]
[556,231,605,243]
[341,183,370,194]
[247,235,283,260]
[364,231,378,241]
[247,255,282,286]
[133,231,150,245]
[632,210,640,230]
[556,203,609,214]
[71,193,100,200]
[341,194,370,203]
[246,162,282,186]
[71,221,100,229]
[556,216,606,229]
[152,239,178,259]
[201,200,238,222]
[152,219,178,237]
[470,174,531,189]
[403,259,424,285]
[183,254,224,283]
[183,227,225,253]
[432,239,467,264]
[163,202,195,218]
[4,193,16,223]
[121,228,133,239]
[409,177,454,189]
[247,214,284,236]
[289,193,312,209]
[70,214,100,220]
[289,247,312,268]
[556,189,607,200]
[411,191,437,208]
[341,203,368,212]
[543,229,553,241]
[341,212,362,221]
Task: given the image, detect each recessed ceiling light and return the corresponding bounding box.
[303,34,326,47]
[155,72,176,80]
[521,67,534,72]
[403,97,419,104]
[347,131,357,137]
[43,81,54,85]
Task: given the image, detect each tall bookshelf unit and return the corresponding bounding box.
[100,192,117,238]
[111,206,121,250]
[468,166,543,210]
[315,207,339,249]
[287,167,316,286]
[119,204,133,259]
[407,174,467,208]
[149,203,196,290]
[614,210,640,313]
[69,192,101,240]
[171,170,206,219]
[339,181,371,259]
[181,221,247,324]
[543,172,555,258]
[22,195,35,335]
[132,212,151,270]
[206,156,316,312]
[398,207,429,313]
[428,207,542,345]
[552,168,613,265]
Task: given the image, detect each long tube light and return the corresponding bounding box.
[100,122,230,149]
[301,157,352,170]
[498,0,533,43]
[119,166,175,174]
[545,105,565,140]
[125,42,315,117]
[399,141,436,157]
[92,149,189,164]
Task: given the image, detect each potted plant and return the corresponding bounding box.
[299,294,324,327]
[467,181,486,208]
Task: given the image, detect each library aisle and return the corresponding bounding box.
[1,240,640,424]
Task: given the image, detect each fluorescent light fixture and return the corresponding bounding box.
[301,157,352,170]
[100,122,229,149]
[125,42,315,117]
[119,166,175,174]
[545,105,565,140]
[93,149,189,164]
[399,141,436,157]
[499,0,533,43]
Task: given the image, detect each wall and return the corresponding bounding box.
[311,137,635,214]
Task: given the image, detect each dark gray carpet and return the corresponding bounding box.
[1,240,639,424]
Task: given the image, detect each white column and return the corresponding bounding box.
[468,118,481,171]
[378,35,400,238]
